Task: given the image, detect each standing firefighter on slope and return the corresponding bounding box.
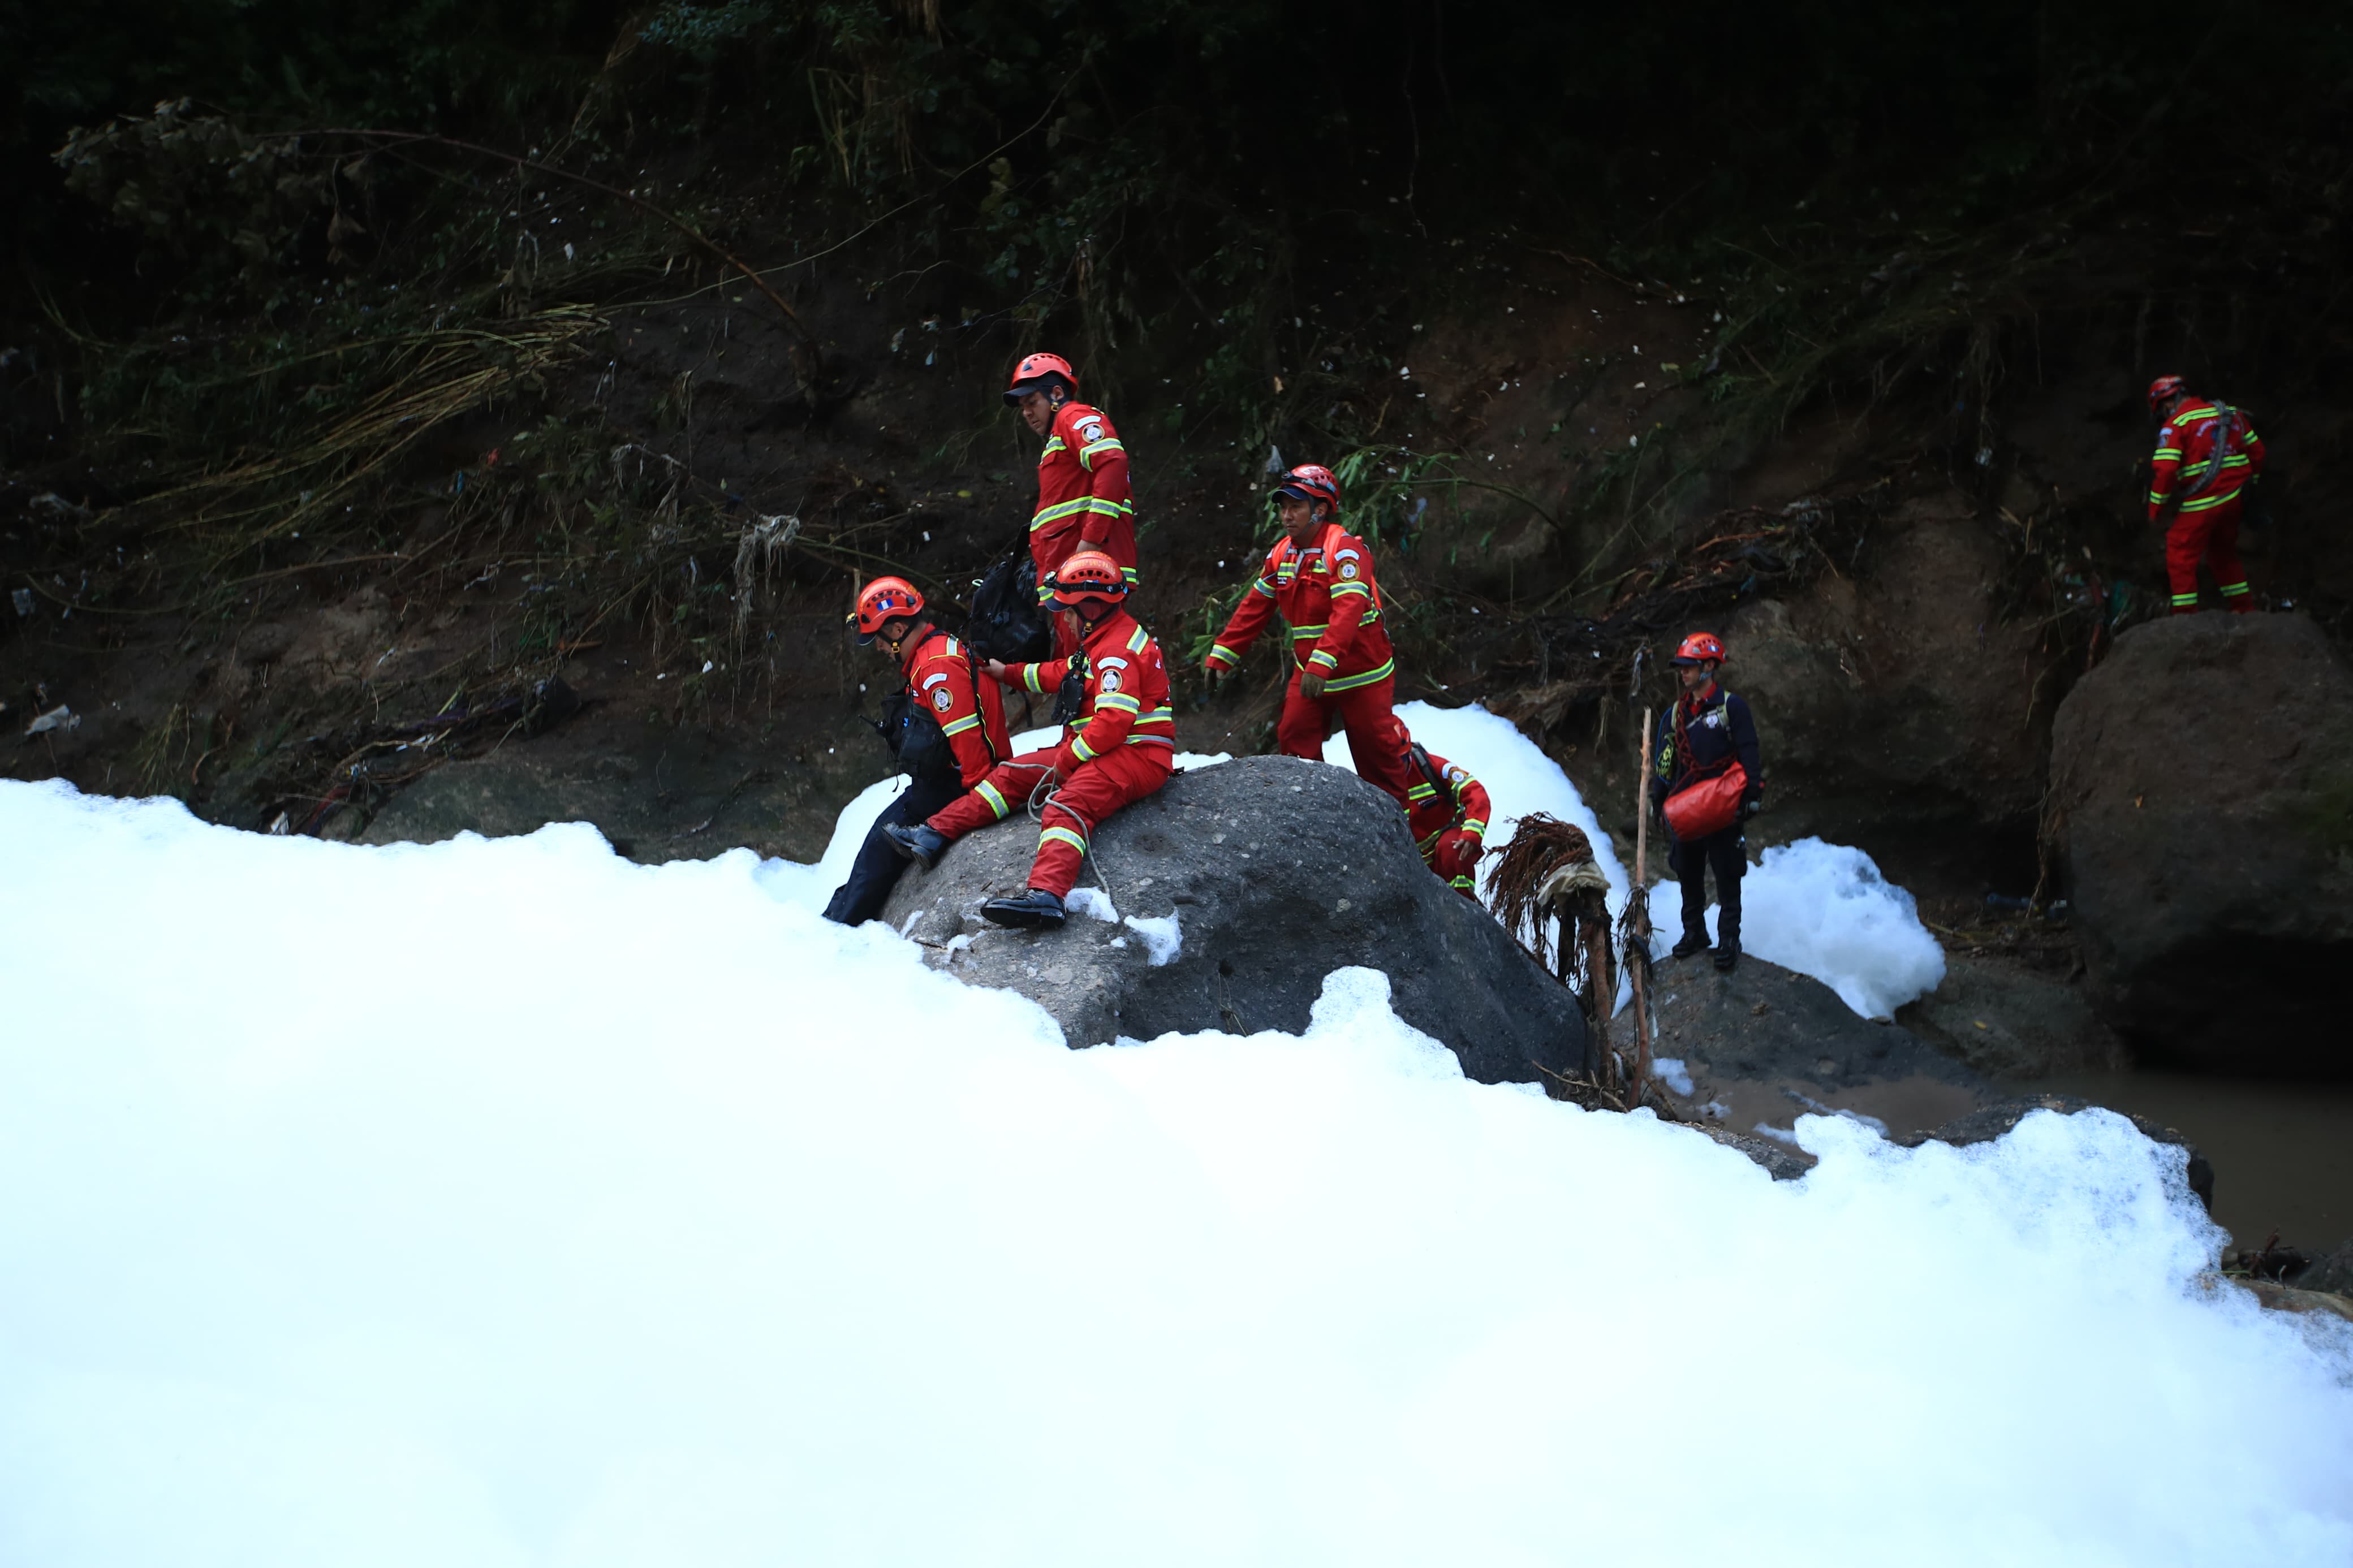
[2145,374,2266,615]
[1649,633,1762,973]
[1006,353,1137,656]
[1395,724,1491,899]
[822,576,1014,926]
[1202,464,1416,807]
[884,550,1174,930]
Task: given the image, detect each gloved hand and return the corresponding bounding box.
[1433,832,1483,883]
[1202,658,1229,683]
[1297,669,1328,701]
[1740,797,1762,822]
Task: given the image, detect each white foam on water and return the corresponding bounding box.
[1663,837,1947,1018]
[1652,1057,1696,1097]
[4,780,2349,1566]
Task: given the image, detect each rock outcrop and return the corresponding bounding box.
[1723,491,2058,843]
[1897,954,2124,1079]
[1648,953,1998,1143]
[877,754,1590,1086]
[2048,614,2353,1074]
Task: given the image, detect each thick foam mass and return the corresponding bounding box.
[2,780,2348,1567]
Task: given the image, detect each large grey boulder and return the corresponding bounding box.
[2048,613,2353,1074]
[878,754,1589,1086]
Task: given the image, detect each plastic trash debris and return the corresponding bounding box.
[23,704,77,737]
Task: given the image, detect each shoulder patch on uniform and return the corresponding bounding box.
[1077,419,1105,442]
[1099,669,1122,693]
[931,686,954,712]
[921,672,950,689]
[1096,655,1130,671]
[1335,547,1360,562]
[1446,766,1466,783]
[1339,561,1359,579]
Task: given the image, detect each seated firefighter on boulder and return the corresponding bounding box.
[1649,632,1762,973]
[1201,463,1415,810]
[823,576,1014,926]
[886,550,1174,930]
[1393,721,1490,899]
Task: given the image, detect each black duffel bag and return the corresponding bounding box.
[965,549,1052,665]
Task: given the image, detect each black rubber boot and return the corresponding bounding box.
[981,888,1067,929]
[882,822,949,870]
[1712,941,1740,973]
[1671,931,1709,960]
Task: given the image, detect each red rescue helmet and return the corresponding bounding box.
[2147,374,2187,412]
[849,575,925,645]
[1273,463,1341,517]
[1005,352,1078,407]
[1671,631,1726,666]
[1048,550,1129,607]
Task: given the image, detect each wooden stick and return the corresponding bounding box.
[1627,705,1657,1104]
[1584,914,1616,1099]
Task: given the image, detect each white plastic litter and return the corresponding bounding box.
[0,780,2348,1565]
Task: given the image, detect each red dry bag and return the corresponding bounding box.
[1664,761,1747,841]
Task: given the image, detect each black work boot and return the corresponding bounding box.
[1671,930,1709,960]
[981,888,1066,929]
[1712,941,1740,973]
[882,822,949,870]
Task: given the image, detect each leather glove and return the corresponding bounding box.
[1297,669,1328,701]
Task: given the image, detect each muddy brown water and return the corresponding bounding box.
[2021,1070,2353,1253]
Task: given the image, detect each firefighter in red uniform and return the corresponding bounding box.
[1650,633,1762,973]
[1395,724,1491,899]
[885,550,1174,929]
[1005,353,1137,656]
[823,576,1014,926]
[2146,374,2265,615]
[1201,464,1416,809]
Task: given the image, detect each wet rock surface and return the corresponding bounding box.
[1649,952,1996,1150]
[2048,614,2353,1075]
[1897,953,2124,1079]
[877,754,1589,1086]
